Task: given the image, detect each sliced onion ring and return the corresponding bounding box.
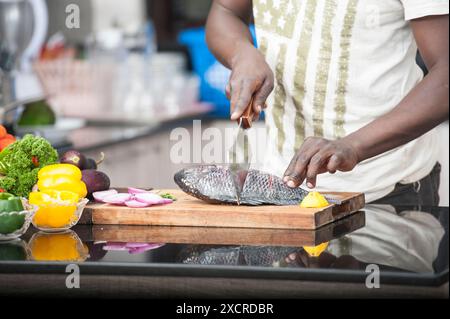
[93,189,118,202]
[102,193,132,205]
[125,200,151,208]
[127,187,151,194]
[134,193,167,205]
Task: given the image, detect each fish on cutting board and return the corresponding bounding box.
[174,165,308,206]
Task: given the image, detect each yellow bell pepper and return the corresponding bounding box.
[37,164,87,198]
[29,190,80,228]
[29,231,88,262]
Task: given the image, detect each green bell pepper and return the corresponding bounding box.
[0,193,26,234]
[0,193,24,213]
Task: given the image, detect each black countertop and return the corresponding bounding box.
[0,204,448,298]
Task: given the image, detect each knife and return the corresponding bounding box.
[229,98,255,205]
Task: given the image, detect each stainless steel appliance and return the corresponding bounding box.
[0,0,47,122]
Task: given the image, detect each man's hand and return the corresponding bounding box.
[205,0,274,121]
[227,43,274,121]
[283,137,360,189]
[284,15,448,189]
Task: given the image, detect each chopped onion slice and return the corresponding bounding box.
[93,189,118,202]
[134,193,167,205]
[102,193,132,205]
[127,187,151,194]
[125,200,151,208]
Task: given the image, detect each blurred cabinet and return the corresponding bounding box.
[84,130,188,189]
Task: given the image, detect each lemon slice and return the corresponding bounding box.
[300,191,329,208]
[303,242,329,257]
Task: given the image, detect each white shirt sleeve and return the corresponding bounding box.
[400,0,449,20]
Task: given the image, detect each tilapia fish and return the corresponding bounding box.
[178,245,300,266]
[174,165,308,206]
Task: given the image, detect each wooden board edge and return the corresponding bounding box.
[90,210,366,246]
[89,210,318,230]
[314,193,365,229]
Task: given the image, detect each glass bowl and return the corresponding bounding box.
[31,198,89,233]
[28,230,89,262]
[0,238,30,260]
[0,201,36,241]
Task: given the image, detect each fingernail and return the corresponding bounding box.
[307,182,314,189]
[257,105,262,112]
[283,176,288,182]
[231,112,239,120]
[287,180,296,188]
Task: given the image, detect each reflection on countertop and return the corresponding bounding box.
[0,205,448,287]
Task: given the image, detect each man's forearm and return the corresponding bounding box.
[206,0,254,68]
[344,62,449,162]
[205,0,274,119]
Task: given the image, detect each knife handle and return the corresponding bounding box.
[239,98,255,129]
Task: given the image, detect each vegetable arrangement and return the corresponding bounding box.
[0,134,58,197]
[0,132,90,235]
[0,130,174,238]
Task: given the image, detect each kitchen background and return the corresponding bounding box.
[1,0,448,205]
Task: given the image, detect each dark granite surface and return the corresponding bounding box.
[0,205,447,287]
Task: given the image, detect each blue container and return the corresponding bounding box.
[178,26,257,118]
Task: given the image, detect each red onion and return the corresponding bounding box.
[134,193,167,205]
[93,189,118,202]
[94,189,173,208]
[127,187,151,194]
[125,200,151,208]
[102,193,132,205]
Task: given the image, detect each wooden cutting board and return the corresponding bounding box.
[88,210,365,247]
[80,189,365,230]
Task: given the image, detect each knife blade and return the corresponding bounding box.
[229,99,254,205]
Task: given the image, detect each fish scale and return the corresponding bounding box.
[174,165,308,206]
[178,245,300,266]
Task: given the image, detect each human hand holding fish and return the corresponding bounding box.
[283,137,360,189]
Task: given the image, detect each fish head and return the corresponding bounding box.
[174,165,236,203]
